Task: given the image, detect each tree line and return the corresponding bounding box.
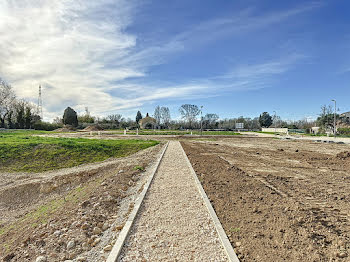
[3,77,341,132]
[0,79,42,129]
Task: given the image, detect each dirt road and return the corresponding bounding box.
[182,137,350,262]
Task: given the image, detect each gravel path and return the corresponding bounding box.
[119,141,229,261]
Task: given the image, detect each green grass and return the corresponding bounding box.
[134,165,145,171]
[255,131,278,135]
[110,130,241,136]
[195,131,241,135]
[0,130,159,172]
[302,133,350,138]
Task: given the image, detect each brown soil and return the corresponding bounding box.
[181,137,350,262]
[82,125,104,131]
[0,143,163,262]
[336,151,350,160]
[53,127,76,132]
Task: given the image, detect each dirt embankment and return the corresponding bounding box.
[182,138,350,262]
[0,143,164,262]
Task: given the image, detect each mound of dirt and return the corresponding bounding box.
[53,125,76,132]
[83,125,104,131]
[336,151,350,159]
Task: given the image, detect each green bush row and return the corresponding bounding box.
[338,128,350,135]
[33,121,62,131]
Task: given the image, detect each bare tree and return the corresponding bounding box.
[53,117,63,125]
[107,114,123,128]
[0,79,16,128]
[154,106,161,125]
[179,104,200,128]
[108,114,122,123]
[203,113,219,129]
[160,107,171,126]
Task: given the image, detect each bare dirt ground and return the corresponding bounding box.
[181,136,350,262]
[0,142,164,262]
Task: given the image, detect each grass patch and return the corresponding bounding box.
[255,131,278,135]
[112,130,241,136]
[133,165,145,171]
[229,227,241,233]
[197,131,241,135]
[190,138,218,141]
[0,130,159,172]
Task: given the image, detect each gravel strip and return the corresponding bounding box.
[119,141,228,261]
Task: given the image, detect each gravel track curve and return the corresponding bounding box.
[119,141,229,261]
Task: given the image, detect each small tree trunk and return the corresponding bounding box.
[0,117,5,128]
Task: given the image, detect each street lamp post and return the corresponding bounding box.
[332,99,336,139]
[200,106,203,136]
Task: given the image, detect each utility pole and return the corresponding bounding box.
[273,111,277,132]
[332,99,336,138]
[200,106,203,136]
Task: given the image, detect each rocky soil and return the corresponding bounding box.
[0,143,164,262]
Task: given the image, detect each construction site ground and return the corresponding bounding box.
[181,136,350,262]
[1,133,350,262]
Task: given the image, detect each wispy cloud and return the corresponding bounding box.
[171,2,322,49]
[99,54,305,115]
[0,1,314,120]
[216,53,305,82]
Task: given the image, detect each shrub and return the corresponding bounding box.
[338,128,350,136]
[33,121,62,131]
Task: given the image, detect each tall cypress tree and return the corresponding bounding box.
[136,111,142,124]
[63,107,78,127]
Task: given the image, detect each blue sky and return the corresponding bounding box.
[0,0,349,121]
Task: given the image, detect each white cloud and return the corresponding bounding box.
[0,1,313,121]
[0,0,141,119]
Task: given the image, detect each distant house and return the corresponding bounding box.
[311,126,320,134]
[139,113,157,129]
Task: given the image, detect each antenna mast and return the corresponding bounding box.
[38,85,43,120]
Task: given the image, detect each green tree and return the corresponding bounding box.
[136,111,142,124]
[259,112,273,128]
[7,109,14,129]
[15,101,25,129]
[24,106,32,129]
[63,107,78,127]
[316,105,338,132]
